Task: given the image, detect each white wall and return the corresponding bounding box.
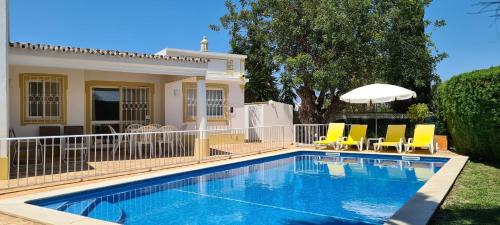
[164,77,245,130]
[9,66,85,137]
[9,65,185,136]
[244,101,294,142]
[262,101,293,128]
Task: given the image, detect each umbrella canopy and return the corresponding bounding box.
[340,83,416,104]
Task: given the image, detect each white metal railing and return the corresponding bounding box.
[293,124,330,146]
[293,124,360,146]
[0,126,290,190]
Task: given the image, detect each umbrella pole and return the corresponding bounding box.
[375,104,378,137]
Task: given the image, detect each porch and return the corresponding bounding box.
[0,126,290,191]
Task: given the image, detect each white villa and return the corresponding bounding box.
[0,1,293,185]
[6,37,247,137]
[0,33,253,180]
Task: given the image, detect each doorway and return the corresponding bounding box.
[86,81,154,134]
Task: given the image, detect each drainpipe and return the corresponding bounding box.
[0,0,10,180]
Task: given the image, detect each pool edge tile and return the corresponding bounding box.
[384,155,468,225]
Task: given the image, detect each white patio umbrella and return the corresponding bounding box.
[340,83,416,137]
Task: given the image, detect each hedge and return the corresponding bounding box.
[437,66,500,161]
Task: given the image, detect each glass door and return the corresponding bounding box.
[90,86,152,134]
[92,88,120,134]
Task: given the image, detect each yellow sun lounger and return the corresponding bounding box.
[404,124,436,154]
[314,123,345,149]
[339,125,367,151]
[373,125,406,153]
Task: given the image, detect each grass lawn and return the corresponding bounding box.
[430,160,500,225]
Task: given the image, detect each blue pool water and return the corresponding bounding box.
[29,151,448,225]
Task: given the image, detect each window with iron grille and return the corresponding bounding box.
[121,87,152,125]
[20,74,67,124]
[183,83,227,121]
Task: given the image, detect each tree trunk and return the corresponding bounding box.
[297,86,322,124]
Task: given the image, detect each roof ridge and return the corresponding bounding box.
[9,42,208,63]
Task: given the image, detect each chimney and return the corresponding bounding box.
[200,36,208,52]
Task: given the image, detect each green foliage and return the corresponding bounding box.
[437,66,500,161]
[213,0,280,103]
[407,103,431,123]
[215,0,445,123]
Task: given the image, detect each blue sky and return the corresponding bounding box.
[9,0,500,80]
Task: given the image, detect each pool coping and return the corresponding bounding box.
[385,153,468,225]
[0,149,467,225]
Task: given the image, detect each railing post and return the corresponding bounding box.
[197,130,201,163]
[281,126,285,149]
[293,124,296,146]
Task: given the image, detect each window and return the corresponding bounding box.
[20,74,67,124]
[183,83,228,121]
[207,89,225,118]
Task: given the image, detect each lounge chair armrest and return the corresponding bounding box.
[340,136,347,141]
[407,138,413,144]
[377,137,384,143]
[318,136,326,141]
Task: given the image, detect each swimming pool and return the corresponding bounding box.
[28,151,448,225]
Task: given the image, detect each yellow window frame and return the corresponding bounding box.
[19,73,68,125]
[182,82,229,122]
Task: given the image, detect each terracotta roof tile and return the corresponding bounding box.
[9,42,208,63]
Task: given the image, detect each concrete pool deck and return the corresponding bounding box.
[0,148,468,225]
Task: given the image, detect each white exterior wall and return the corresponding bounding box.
[164,77,245,130]
[261,102,293,128]
[9,66,85,137]
[244,101,293,142]
[9,65,186,136]
[207,59,227,77]
[206,58,243,77]
[0,0,9,161]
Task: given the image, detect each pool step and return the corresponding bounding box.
[88,201,126,224]
[54,201,70,211]
[61,199,98,215]
[56,199,126,224]
[80,199,102,216]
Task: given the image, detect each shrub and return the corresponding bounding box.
[407,103,431,124]
[437,66,500,161]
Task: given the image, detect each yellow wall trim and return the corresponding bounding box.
[0,157,8,180]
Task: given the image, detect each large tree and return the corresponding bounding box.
[381,1,446,112]
[213,1,279,103]
[216,0,445,123]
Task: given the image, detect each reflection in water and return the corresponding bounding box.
[37,153,446,225]
[294,155,442,221]
[295,155,440,181]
